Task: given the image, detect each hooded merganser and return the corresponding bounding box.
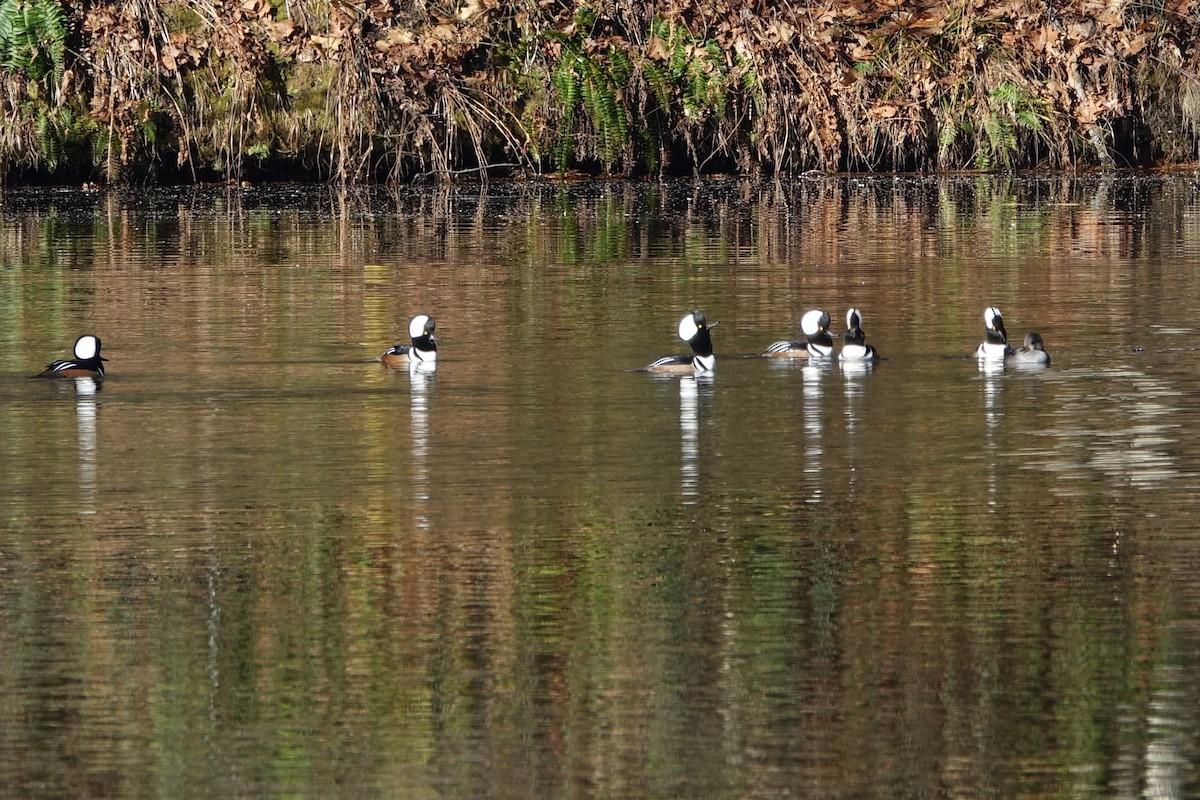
[643,310,717,374]
[839,308,879,362]
[975,306,1014,361]
[35,335,107,378]
[763,309,834,358]
[1012,331,1050,367]
[379,314,437,368]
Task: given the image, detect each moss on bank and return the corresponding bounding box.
[1,0,1198,185]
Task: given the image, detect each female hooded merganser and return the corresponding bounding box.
[839,308,879,362]
[1012,331,1050,366]
[36,334,107,378]
[643,310,717,374]
[764,309,834,358]
[975,306,1014,361]
[379,314,437,368]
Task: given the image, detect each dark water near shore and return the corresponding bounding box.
[2,176,1200,798]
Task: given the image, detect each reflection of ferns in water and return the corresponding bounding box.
[0,0,66,84]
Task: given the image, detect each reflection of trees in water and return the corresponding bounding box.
[3,178,1200,797]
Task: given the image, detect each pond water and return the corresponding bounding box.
[2,176,1200,798]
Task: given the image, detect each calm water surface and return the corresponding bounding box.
[3,177,1200,798]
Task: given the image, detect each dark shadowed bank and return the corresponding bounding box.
[2,0,1199,185]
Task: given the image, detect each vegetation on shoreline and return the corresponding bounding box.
[0,0,1197,184]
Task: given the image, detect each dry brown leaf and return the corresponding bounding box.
[647,35,670,61]
[458,0,484,21]
[1123,31,1152,56]
[312,35,343,53]
[240,0,271,18]
[265,20,296,40]
[768,21,795,44]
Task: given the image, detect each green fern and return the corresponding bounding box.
[35,108,59,168]
[667,35,689,81]
[642,61,673,114]
[936,114,961,165]
[735,52,764,115]
[549,34,632,171]
[30,103,100,172]
[0,0,67,85]
[647,16,730,122]
[977,82,1048,169]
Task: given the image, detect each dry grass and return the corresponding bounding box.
[0,0,1195,184]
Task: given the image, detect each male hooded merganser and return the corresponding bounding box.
[643,310,717,374]
[839,308,879,362]
[975,306,1014,361]
[36,334,107,378]
[379,314,437,368]
[1012,331,1050,367]
[763,309,834,358]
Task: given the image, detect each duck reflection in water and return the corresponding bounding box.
[979,355,1004,508]
[679,374,714,505]
[802,360,831,503]
[42,376,103,513]
[409,361,435,528]
[840,357,871,432]
[75,377,99,513]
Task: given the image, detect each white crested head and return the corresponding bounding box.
[846,308,863,329]
[678,311,702,342]
[801,309,829,336]
[73,335,100,360]
[408,314,434,339]
[984,306,1003,329]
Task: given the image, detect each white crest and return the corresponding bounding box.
[984,306,1002,328]
[408,314,432,339]
[74,335,99,360]
[678,312,700,342]
[846,308,862,329]
[800,309,828,336]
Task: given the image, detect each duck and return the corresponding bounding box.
[379,314,437,368]
[975,306,1014,361]
[643,310,717,374]
[839,308,879,362]
[1012,331,1050,367]
[763,309,834,358]
[35,334,107,378]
